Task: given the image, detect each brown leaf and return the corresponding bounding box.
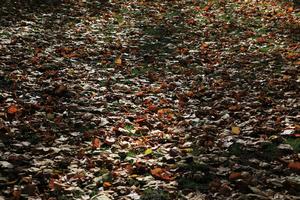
[91,138,101,149]
[256,37,266,44]
[229,172,242,181]
[12,188,21,200]
[288,162,300,171]
[135,91,144,97]
[148,104,158,112]
[150,167,174,181]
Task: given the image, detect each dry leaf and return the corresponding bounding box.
[150,167,174,181]
[115,56,122,65]
[229,172,242,180]
[7,105,18,115]
[135,91,144,97]
[148,104,158,112]
[232,126,241,134]
[103,181,112,188]
[48,178,55,190]
[92,138,101,149]
[288,162,300,171]
[287,7,293,13]
[157,108,172,116]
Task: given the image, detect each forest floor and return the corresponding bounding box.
[0,0,300,199]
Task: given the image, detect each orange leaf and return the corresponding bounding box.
[7,105,18,115]
[185,91,194,97]
[229,172,242,181]
[157,108,172,116]
[232,126,241,135]
[288,162,300,171]
[103,181,112,188]
[287,7,293,13]
[91,138,101,149]
[115,56,122,65]
[150,167,174,181]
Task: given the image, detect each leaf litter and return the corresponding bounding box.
[0,0,299,199]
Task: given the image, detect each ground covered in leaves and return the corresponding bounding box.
[0,0,300,199]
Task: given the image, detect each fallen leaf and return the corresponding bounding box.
[135,91,144,97]
[287,7,293,13]
[150,167,174,181]
[144,148,153,155]
[7,105,18,115]
[288,162,300,171]
[229,172,242,181]
[232,126,241,134]
[92,138,101,149]
[115,56,122,65]
[48,178,55,190]
[103,181,112,188]
[12,188,21,200]
[148,104,158,112]
[157,108,172,116]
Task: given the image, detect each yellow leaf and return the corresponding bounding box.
[115,56,122,65]
[232,126,240,134]
[144,148,153,155]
